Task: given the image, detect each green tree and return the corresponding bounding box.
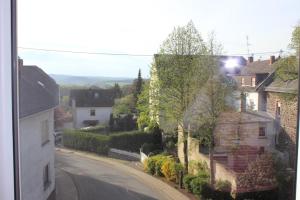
[192,35,235,185]
[133,69,143,106]
[156,20,210,172]
[275,56,298,81]
[113,94,135,116]
[113,83,122,98]
[289,22,300,54]
[136,82,155,130]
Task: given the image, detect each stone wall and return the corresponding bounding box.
[184,136,238,192]
[266,92,297,167]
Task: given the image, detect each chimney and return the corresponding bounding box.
[18,57,23,68]
[248,56,253,63]
[269,55,275,65]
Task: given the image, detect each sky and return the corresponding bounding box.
[18,0,300,78]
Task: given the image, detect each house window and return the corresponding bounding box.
[276,101,281,116]
[241,77,245,86]
[41,120,49,145]
[251,77,256,87]
[43,163,51,190]
[259,127,266,137]
[90,109,96,116]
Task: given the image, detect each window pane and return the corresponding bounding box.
[17,1,299,200]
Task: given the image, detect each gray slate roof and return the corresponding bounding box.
[265,78,298,94]
[240,60,277,75]
[70,89,117,107]
[20,65,59,118]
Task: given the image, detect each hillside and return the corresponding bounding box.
[50,74,134,88]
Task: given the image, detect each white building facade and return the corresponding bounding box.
[20,110,56,200]
[72,106,113,129]
[70,88,117,129]
[19,63,59,200]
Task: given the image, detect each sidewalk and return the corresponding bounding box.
[55,168,78,200]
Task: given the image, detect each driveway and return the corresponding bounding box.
[55,149,190,200]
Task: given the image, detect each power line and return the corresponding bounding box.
[18,46,288,57]
[18,47,153,57]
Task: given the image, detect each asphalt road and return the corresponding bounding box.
[55,150,189,200]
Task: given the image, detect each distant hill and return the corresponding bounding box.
[50,74,134,88]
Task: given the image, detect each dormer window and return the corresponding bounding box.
[251,77,256,87]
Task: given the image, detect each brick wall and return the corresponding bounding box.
[266,92,297,167]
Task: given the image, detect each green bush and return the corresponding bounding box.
[190,176,209,196]
[144,157,156,175]
[154,156,165,176]
[143,154,166,175]
[183,174,197,192]
[141,143,162,155]
[143,154,183,181]
[64,129,163,154]
[109,131,155,152]
[189,160,209,175]
[161,157,184,182]
[215,180,231,192]
[63,130,109,155]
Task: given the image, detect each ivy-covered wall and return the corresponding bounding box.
[266,92,297,168]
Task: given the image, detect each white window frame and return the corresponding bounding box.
[0,0,299,199]
[0,0,19,199]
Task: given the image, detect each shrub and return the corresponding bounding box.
[189,160,209,175]
[141,143,162,155]
[190,177,209,196]
[143,154,166,175]
[183,174,197,192]
[197,170,210,179]
[144,157,156,175]
[64,129,163,154]
[161,157,183,182]
[215,180,231,192]
[63,129,109,155]
[109,131,155,152]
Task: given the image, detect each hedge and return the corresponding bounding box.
[63,130,109,155]
[109,131,156,152]
[63,129,158,154]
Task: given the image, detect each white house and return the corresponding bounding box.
[70,89,117,129]
[19,61,59,200]
[233,56,278,111]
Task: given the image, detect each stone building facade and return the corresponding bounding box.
[266,92,298,167]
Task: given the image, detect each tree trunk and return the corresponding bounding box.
[183,136,188,173]
[178,124,188,173]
